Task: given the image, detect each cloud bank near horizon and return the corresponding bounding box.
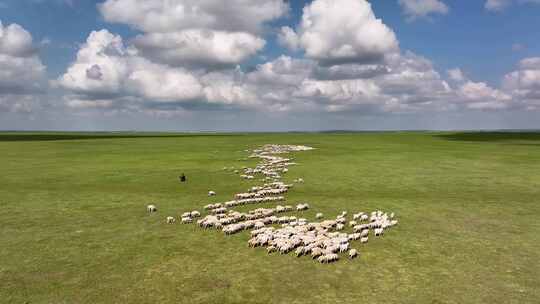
[1,0,540,130]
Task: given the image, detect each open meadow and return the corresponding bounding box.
[1,131,539,304]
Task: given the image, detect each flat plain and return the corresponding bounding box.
[1,131,539,304]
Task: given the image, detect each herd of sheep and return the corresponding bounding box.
[148,144,398,264]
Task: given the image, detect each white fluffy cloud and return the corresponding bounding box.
[98,0,286,69]
[446,66,512,109]
[238,52,454,113]
[98,0,288,33]
[457,81,512,109]
[503,57,540,109]
[58,30,261,110]
[52,0,539,117]
[282,0,399,65]
[398,0,449,20]
[0,20,46,113]
[447,68,466,82]
[277,26,300,51]
[0,21,36,56]
[132,30,265,68]
[58,30,203,105]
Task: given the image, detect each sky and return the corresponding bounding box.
[1,0,540,131]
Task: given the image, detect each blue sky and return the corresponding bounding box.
[1,0,540,131]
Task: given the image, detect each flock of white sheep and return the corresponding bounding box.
[148,144,398,264]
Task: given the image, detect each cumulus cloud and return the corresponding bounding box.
[0,21,37,56]
[457,81,512,110]
[0,20,46,113]
[398,0,449,20]
[132,30,265,68]
[277,26,300,51]
[503,57,540,109]
[285,0,399,65]
[98,0,286,69]
[58,29,263,110]
[98,0,288,33]
[447,68,466,82]
[446,67,512,109]
[50,0,537,119]
[239,52,453,114]
[57,30,204,105]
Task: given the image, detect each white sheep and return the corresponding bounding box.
[190,211,201,218]
[316,213,324,219]
[181,217,192,224]
[360,229,369,237]
[147,204,157,213]
[208,190,216,196]
[348,249,358,259]
[296,203,309,211]
[166,216,176,224]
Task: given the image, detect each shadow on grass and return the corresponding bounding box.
[435,132,540,143]
[0,132,243,142]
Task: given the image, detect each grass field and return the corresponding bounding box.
[1,131,539,304]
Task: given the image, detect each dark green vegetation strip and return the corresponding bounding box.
[1,132,539,303]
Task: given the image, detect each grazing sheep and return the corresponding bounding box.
[295,246,306,257]
[349,233,361,241]
[311,247,323,259]
[147,204,157,213]
[166,216,176,224]
[339,243,349,252]
[318,253,339,264]
[296,203,309,211]
[183,145,399,265]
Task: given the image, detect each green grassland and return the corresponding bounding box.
[1,131,539,303]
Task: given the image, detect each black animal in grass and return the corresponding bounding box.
[179,173,187,183]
